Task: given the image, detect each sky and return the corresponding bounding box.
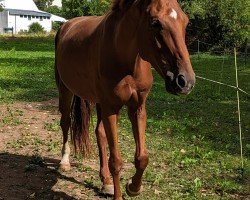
[0,0,62,10]
[1,0,39,11]
[52,0,62,7]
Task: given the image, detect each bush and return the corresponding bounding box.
[52,22,63,32]
[29,22,45,33]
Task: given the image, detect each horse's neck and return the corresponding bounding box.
[109,8,142,69]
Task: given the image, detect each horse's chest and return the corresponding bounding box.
[101,75,151,105]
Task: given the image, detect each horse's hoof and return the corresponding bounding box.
[59,163,71,171]
[101,184,114,195]
[126,179,143,197]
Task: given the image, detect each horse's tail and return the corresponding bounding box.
[70,95,92,157]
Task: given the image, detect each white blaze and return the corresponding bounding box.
[169,9,178,20]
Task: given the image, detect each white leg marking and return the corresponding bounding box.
[60,141,70,165]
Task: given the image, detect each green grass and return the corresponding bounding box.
[0,35,249,199]
[0,35,56,102]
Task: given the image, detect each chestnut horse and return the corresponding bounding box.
[55,0,195,199]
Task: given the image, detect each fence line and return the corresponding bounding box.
[196,76,250,96]
[188,39,249,66]
[193,43,248,172]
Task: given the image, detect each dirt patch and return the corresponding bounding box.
[0,99,112,200]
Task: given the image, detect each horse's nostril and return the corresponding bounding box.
[176,75,187,89]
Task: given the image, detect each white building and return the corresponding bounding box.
[0,0,66,34]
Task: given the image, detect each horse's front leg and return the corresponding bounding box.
[126,103,148,197]
[101,106,123,200]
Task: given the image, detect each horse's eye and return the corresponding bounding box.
[151,19,162,31]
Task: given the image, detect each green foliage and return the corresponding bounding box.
[28,22,45,33]
[61,0,111,19]
[52,21,63,32]
[179,0,249,49]
[34,0,53,11]
[218,0,250,48]
[88,0,111,16]
[46,5,62,16]
[0,3,4,12]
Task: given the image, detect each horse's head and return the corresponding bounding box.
[137,0,195,95]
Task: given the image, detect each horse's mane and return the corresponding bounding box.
[111,0,138,11]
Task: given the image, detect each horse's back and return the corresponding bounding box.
[56,16,105,102]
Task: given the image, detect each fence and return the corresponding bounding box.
[188,41,249,174]
[189,40,250,66]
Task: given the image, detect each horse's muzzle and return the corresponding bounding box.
[165,73,196,95]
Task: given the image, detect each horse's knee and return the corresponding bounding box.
[135,154,148,171]
[109,156,123,175]
[95,123,105,138]
[95,124,108,147]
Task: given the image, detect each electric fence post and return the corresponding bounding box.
[234,48,244,177]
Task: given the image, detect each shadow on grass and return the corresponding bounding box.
[0,153,112,200]
[0,36,55,52]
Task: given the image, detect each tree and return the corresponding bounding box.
[34,0,53,11]
[179,0,249,49]
[46,5,62,16]
[88,0,111,16]
[61,0,111,19]
[0,3,4,12]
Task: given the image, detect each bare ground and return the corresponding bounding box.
[0,99,117,200]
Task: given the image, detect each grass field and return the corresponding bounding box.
[0,35,249,200]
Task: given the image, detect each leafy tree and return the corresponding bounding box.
[179,0,249,49]
[61,0,111,19]
[88,0,111,16]
[0,3,4,12]
[29,22,45,33]
[46,5,62,16]
[34,0,53,11]
[218,0,249,48]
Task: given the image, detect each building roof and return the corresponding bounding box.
[7,8,51,17]
[51,14,67,22]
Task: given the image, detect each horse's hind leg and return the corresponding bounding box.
[58,80,73,171]
[95,104,114,195]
